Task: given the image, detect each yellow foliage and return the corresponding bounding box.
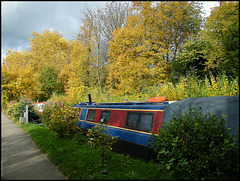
[1,49,35,101]
[107,13,168,95]
[108,1,202,95]
[29,29,69,72]
[62,40,89,103]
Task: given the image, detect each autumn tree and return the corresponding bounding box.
[63,40,90,103]
[107,1,203,94]
[1,49,34,102]
[78,9,104,90]
[29,29,71,72]
[107,14,168,94]
[28,29,71,100]
[202,1,239,79]
[77,2,131,92]
[133,1,203,76]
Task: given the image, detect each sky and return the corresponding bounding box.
[1,1,219,58]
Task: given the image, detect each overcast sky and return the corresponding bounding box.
[1,1,219,58]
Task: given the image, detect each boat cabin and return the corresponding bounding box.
[72,100,172,160]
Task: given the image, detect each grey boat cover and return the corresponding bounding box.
[162,96,239,136]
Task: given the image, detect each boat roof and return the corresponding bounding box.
[72,101,176,110]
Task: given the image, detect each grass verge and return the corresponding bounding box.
[20,123,169,180]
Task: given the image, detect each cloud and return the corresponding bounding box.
[1,1,218,57]
[1,1,106,54]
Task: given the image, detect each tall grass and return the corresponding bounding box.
[48,74,239,104]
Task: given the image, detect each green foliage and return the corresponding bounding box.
[172,35,210,79]
[87,124,117,159]
[35,65,64,101]
[7,102,21,123]
[40,102,53,126]
[150,107,239,180]
[203,1,239,79]
[43,102,81,139]
[221,10,239,79]
[6,97,39,123]
[20,123,165,180]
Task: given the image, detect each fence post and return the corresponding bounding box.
[25,105,28,123]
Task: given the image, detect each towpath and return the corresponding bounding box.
[1,111,67,180]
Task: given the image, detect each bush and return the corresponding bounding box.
[7,102,20,122]
[6,97,39,123]
[40,102,53,126]
[44,102,81,139]
[87,124,117,159]
[150,107,239,180]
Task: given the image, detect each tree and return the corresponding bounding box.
[202,1,239,79]
[34,65,63,101]
[77,2,132,92]
[98,1,131,42]
[107,13,168,94]
[28,29,71,100]
[63,40,90,103]
[107,1,203,94]
[29,29,70,72]
[1,49,34,102]
[172,35,210,79]
[78,9,105,90]
[132,1,203,77]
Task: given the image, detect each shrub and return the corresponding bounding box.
[46,102,81,139]
[6,97,39,123]
[40,102,53,126]
[150,107,239,180]
[87,124,117,159]
[7,102,20,122]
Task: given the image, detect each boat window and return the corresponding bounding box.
[138,114,154,132]
[125,112,154,132]
[80,109,87,120]
[86,109,95,122]
[125,113,139,129]
[99,110,111,124]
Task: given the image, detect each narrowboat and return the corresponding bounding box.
[72,95,174,160]
[72,95,239,160]
[33,101,48,114]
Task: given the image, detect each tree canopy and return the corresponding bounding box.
[1,1,238,104]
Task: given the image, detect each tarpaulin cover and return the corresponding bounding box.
[162,96,239,136]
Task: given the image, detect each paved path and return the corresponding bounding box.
[1,112,67,180]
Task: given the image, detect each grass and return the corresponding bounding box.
[20,123,170,180]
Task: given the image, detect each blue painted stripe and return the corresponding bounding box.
[108,126,150,146]
[77,121,150,146]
